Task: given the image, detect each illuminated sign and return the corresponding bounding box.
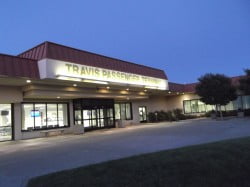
[38,59,168,90]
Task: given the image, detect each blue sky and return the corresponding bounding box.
[1,0,250,83]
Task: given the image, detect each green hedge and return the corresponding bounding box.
[148,109,198,123]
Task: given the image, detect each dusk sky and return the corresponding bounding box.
[1,0,250,83]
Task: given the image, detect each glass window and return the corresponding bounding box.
[34,103,46,129]
[83,110,91,127]
[126,103,131,119]
[184,99,216,114]
[191,100,198,113]
[198,100,206,113]
[236,96,243,109]
[58,104,68,127]
[0,104,12,141]
[183,96,246,114]
[74,110,82,125]
[242,95,250,109]
[225,100,238,111]
[206,104,214,112]
[47,104,58,128]
[220,105,226,111]
[22,103,69,131]
[120,104,126,120]
[22,104,34,130]
[183,100,191,114]
[99,109,104,118]
[108,108,113,118]
[115,103,132,120]
[83,110,91,120]
[115,104,120,119]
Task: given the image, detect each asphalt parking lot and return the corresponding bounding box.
[1,117,250,187]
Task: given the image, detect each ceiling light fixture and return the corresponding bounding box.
[83,79,108,85]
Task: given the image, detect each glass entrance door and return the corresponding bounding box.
[73,99,115,131]
[0,104,12,141]
[81,108,114,130]
[139,106,147,122]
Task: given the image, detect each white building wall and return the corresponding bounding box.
[7,88,200,140]
[124,93,200,125]
[13,103,22,140]
[0,86,23,103]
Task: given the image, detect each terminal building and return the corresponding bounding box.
[0,41,249,142]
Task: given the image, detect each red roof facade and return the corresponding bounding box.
[0,41,245,93]
[19,42,168,80]
[0,54,39,79]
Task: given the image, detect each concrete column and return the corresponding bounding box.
[69,100,74,127]
[132,101,140,123]
[68,100,84,134]
[13,103,22,140]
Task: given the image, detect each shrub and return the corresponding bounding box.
[148,112,156,122]
[166,111,177,121]
[185,115,198,119]
[173,109,186,120]
[157,110,168,121]
[221,111,237,117]
[245,109,250,116]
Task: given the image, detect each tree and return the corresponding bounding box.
[239,69,250,95]
[195,73,237,119]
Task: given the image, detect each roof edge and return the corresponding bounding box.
[0,53,37,62]
[18,41,168,80]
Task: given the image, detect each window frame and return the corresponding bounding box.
[0,103,14,141]
[183,95,249,114]
[114,102,133,120]
[21,102,70,132]
[183,99,214,114]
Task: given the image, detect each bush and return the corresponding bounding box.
[166,111,177,121]
[205,110,240,118]
[148,109,204,123]
[173,109,186,120]
[184,115,198,119]
[245,109,250,116]
[148,112,156,122]
[221,110,237,117]
[157,110,168,121]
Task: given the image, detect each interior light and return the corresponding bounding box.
[57,75,82,82]
[168,91,171,94]
[126,88,129,91]
[144,89,147,92]
[73,84,77,87]
[106,86,110,89]
[26,80,31,83]
[57,96,61,99]
[83,79,108,85]
[144,86,158,89]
